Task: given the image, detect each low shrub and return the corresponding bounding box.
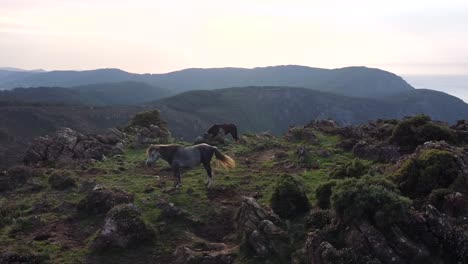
[271,175,310,218]
[331,176,410,226]
[127,109,168,131]
[392,149,459,196]
[315,180,338,209]
[330,159,368,179]
[390,115,456,151]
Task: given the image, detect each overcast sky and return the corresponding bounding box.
[1,0,468,75]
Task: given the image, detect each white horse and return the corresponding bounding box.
[146,143,235,188]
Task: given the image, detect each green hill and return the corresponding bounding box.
[152,86,468,140]
[0,66,413,98]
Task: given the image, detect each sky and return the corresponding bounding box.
[1,0,468,76]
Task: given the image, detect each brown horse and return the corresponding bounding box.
[207,124,239,141]
[146,143,235,188]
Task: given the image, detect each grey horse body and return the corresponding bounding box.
[146,143,235,188]
[172,144,204,168]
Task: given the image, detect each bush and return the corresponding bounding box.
[428,188,453,209]
[127,109,168,131]
[390,115,456,151]
[306,209,333,230]
[331,159,368,179]
[331,176,410,226]
[315,180,337,209]
[392,149,459,196]
[271,175,310,218]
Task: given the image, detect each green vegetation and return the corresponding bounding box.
[126,109,168,131]
[392,149,459,196]
[390,115,457,151]
[315,180,337,209]
[2,114,466,263]
[270,175,310,219]
[331,177,410,226]
[330,159,369,179]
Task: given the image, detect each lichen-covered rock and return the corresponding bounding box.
[173,246,235,264]
[91,203,152,251]
[23,127,126,166]
[248,220,290,259]
[235,197,289,261]
[77,187,134,215]
[352,141,400,163]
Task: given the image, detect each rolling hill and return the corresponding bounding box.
[152,86,468,140]
[0,81,172,106]
[0,66,413,98]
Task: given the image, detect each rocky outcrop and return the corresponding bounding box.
[127,125,171,148]
[77,186,134,215]
[352,141,400,163]
[304,120,339,133]
[23,127,126,166]
[235,197,290,261]
[173,245,236,264]
[285,127,317,144]
[91,203,152,251]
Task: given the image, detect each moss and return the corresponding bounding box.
[126,109,168,131]
[330,159,368,179]
[392,149,459,196]
[315,180,338,209]
[331,176,410,226]
[390,115,456,151]
[271,175,311,219]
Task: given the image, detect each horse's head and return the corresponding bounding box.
[146,145,160,167]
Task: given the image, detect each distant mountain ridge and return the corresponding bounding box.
[0,65,413,98]
[151,86,468,140]
[0,81,172,106]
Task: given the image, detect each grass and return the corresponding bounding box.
[0,128,367,263]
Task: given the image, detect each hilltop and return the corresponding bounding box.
[1,113,468,263]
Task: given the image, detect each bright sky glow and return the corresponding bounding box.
[1,0,468,75]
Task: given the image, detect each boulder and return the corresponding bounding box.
[23,127,126,166]
[352,141,400,163]
[235,197,289,260]
[77,187,134,215]
[304,120,339,132]
[173,246,235,264]
[91,203,152,251]
[285,127,317,144]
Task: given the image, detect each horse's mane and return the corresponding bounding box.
[146,144,182,155]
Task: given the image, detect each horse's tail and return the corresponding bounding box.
[213,147,236,169]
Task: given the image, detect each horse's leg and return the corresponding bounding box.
[202,162,213,188]
[173,165,182,188]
